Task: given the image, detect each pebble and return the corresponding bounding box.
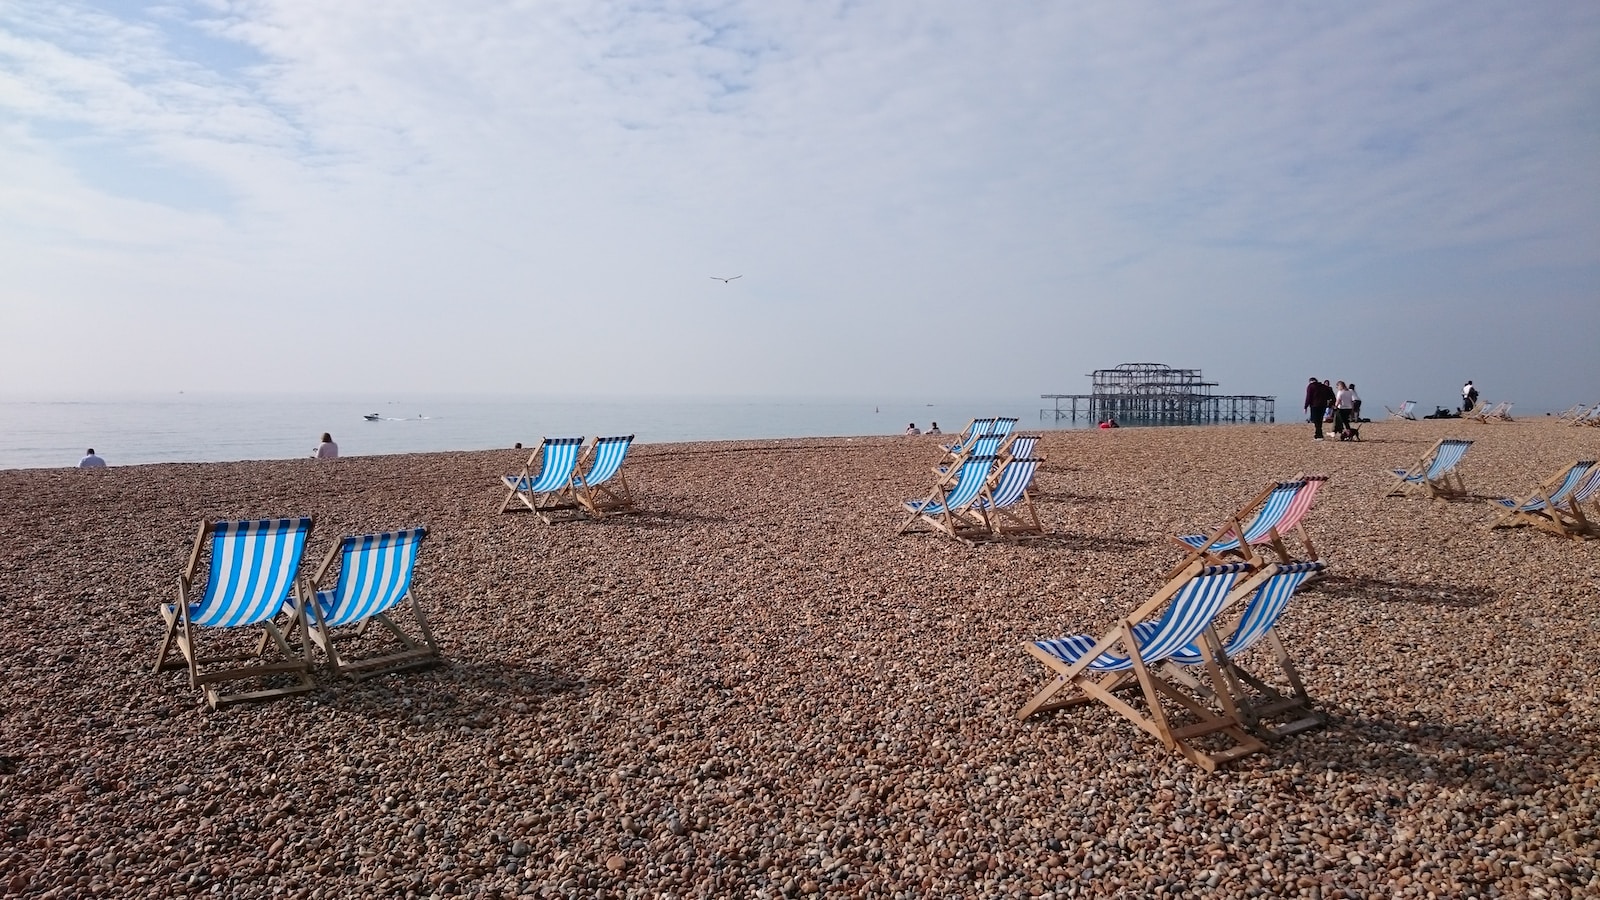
[1,423,1597,897]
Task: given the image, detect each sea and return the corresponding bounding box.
[0,393,1090,470]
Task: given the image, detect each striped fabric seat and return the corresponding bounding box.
[1029,564,1246,674]
[1002,434,1040,462]
[573,435,640,517]
[500,436,586,522]
[153,517,317,708]
[1018,562,1267,771]
[187,518,313,627]
[309,529,427,628]
[298,528,440,677]
[1153,562,1325,666]
[971,457,1044,537]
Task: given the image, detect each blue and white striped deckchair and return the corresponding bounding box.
[294,528,439,677]
[153,517,316,708]
[573,435,639,517]
[971,456,1044,537]
[1385,438,1473,500]
[1017,562,1266,771]
[899,454,996,541]
[1487,460,1599,537]
[1150,561,1327,738]
[1385,400,1418,421]
[1166,479,1310,579]
[499,436,586,523]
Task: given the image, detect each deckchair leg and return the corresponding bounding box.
[153,602,182,675]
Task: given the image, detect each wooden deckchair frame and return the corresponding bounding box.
[1017,561,1268,772]
[572,436,641,518]
[1385,400,1418,420]
[290,533,442,679]
[153,519,316,709]
[1383,438,1472,501]
[1486,460,1599,538]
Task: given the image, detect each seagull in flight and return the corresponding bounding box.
[710,275,743,283]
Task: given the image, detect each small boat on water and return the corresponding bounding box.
[363,413,382,421]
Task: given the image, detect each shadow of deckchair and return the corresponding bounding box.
[1307,715,1598,793]
[332,658,590,723]
[1007,532,1153,553]
[1306,575,1497,608]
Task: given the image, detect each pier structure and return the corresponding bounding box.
[1042,362,1275,426]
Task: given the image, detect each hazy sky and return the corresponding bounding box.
[3,2,1597,410]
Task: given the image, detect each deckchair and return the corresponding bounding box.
[499,437,585,523]
[1017,561,1266,772]
[971,456,1045,537]
[1167,476,1328,576]
[1154,561,1327,739]
[1383,438,1473,500]
[1555,403,1590,423]
[1385,400,1418,420]
[572,435,640,518]
[1486,460,1599,537]
[939,418,995,457]
[1467,401,1508,423]
[291,528,440,678]
[899,454,995,542]
[153,517,316,709]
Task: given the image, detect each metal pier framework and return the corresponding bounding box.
[1042,362,1275,426]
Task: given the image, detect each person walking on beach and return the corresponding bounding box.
[1304,377,1333,440]
[77,448,106,468]
[1333,381,1356,438]
[312,433,339,459]
[904,423,921,435]
[1462,380,1478,413]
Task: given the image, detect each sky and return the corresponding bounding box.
[2,1,1598,411]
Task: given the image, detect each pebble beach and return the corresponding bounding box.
[1,418,1597,899]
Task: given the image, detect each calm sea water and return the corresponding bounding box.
[0,393,1089,470]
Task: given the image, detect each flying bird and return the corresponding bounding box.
[710,275,742,283]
